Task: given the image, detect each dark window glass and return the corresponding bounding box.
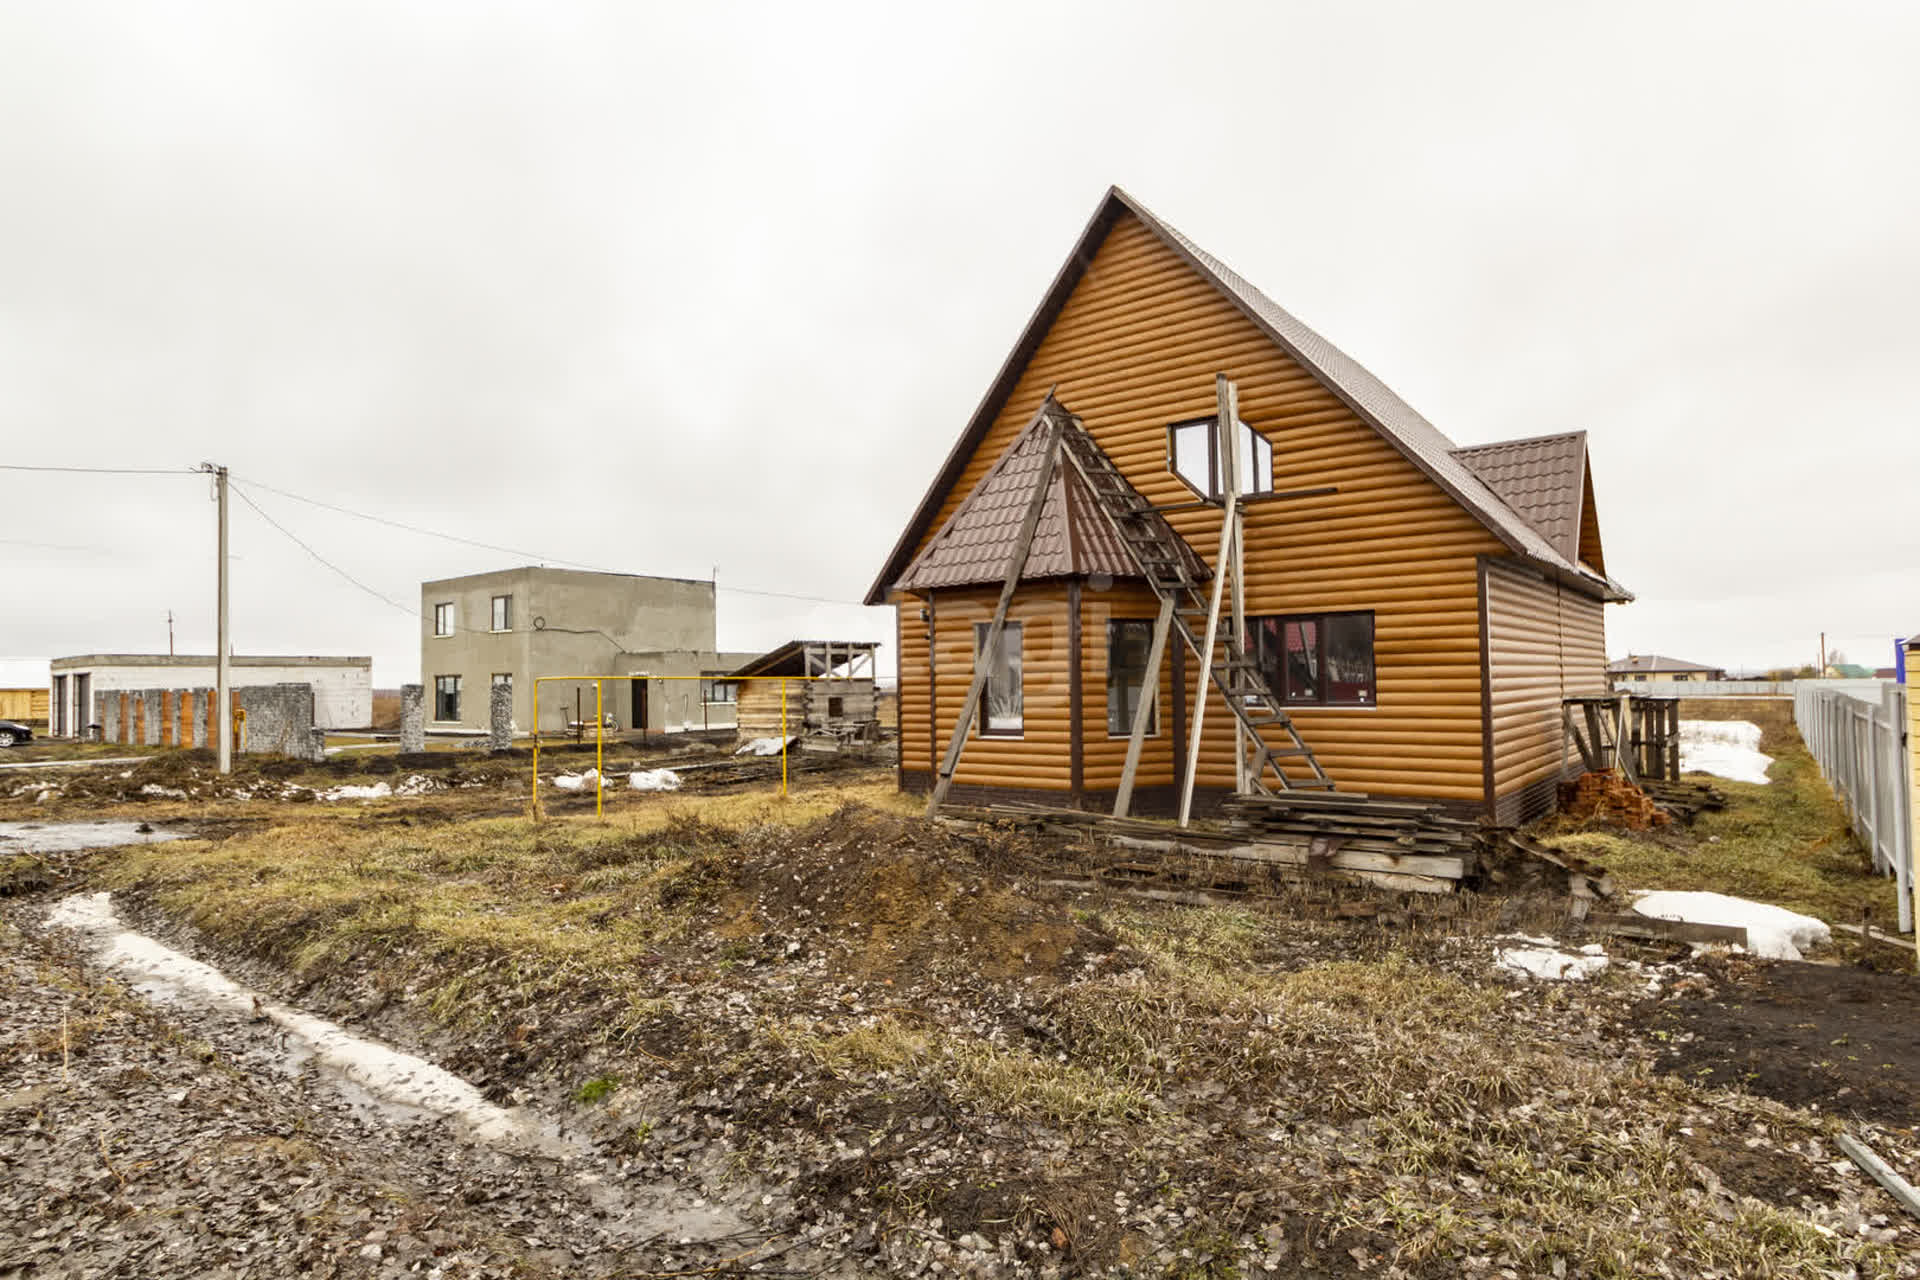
[701,677,736,704]
[1107,619,1159,736]
[1244,612,1374,707]
[1168,418,1274,500]
[434,674,461,721]
[974,622,1024,735]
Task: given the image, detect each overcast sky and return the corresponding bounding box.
[4,1,1917,690]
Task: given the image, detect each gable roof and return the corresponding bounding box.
[1607,654,1723,674]
[893,398,1207,594]
[866,186,1631,606]
[1451,431,1590,567]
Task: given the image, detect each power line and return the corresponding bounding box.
[234,472,870,608]
[227,482,419,618]
[0,464,198,476]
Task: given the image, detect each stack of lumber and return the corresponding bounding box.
[1638,778,1727,822]
[940,798,1474,894]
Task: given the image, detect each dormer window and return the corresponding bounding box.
[1168,417,1273,501]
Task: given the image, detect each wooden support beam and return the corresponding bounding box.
[1113,595,1175,818]
[926,412,1065,814]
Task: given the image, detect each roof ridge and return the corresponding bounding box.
[1452,429,1589,456]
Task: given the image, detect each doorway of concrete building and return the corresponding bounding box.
[73,674,90,739]
[630,678,648,735]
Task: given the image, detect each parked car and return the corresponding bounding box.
[0,719,32,747]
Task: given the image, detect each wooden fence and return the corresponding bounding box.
[1793,680,1911,931]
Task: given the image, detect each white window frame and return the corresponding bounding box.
[433,674,462,722]
[1167,416,1274,502]
[973,621,1024,737]
[490,594,512,633]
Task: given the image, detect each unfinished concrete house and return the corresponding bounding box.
[420,568,756,737]
[727,641,881,748]
[868,187,1631,830]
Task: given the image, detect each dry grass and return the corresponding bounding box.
[1543,700,1899,927]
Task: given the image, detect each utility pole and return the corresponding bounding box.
[1820,631,1827,678]
[167,610,174,657]
[200,463,232,774]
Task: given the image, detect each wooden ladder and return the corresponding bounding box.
[1057,424,1334,797]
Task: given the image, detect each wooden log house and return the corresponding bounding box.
[729,640,880,747]
[867,187,1632,823]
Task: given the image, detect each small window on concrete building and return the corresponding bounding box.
[1168,417,1273,501]
[434,674,461,721]
[701,677,736,704]
[973,622,1024,736]
[490,595,511,632]
[1106,619,1160,737]
[491,672,512,692]
[434,602,455,637]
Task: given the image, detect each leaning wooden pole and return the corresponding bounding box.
[1178,481,1239,828]
[1113,595,1175,818]
[1217,375,1250,795]
[926,413,1065,815]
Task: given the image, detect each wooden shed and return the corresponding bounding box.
[0,688,50,727]
[729,641,881,748]
[868,187,1630,823]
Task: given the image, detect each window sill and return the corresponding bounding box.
[978,730,1025,739]
[1285,702,1378,711]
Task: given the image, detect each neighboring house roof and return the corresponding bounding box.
[728,640,879,680]
[1606,655,1722,674]
[866,186,1631,606]
[1831,663,1878,679]
[1451,432,1590,568]
[893,399,1208,594]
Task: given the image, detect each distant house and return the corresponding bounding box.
[1608,655,1726,683]
[420,567,756,735]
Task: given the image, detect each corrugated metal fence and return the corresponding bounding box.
[1793,680,1911,931]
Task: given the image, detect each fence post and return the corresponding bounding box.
[1886,683,1913,933]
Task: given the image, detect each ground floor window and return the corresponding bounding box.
[973,621,1024,735]
[1107,619,1159,736]
[1246,612,1374,706]
[701,676,736,704]
[434,674,462,721]
[491,672,512,691]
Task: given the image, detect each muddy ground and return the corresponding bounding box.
[5,755,1920,1277]
[1640,948,1920,1125]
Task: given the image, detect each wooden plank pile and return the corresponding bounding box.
[1639,777,1727,822]
[940,795,1481,895]
[1558,768,1671,830]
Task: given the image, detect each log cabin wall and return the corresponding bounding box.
[1481,556,1609,824]
[902,583,1075,795]
[894,211,1511,807]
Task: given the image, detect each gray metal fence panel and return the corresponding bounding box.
[1793,680,1911,931]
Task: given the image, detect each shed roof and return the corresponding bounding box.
[892,399,1207,594]
[729,640,879,679]
[866,186,1631,605]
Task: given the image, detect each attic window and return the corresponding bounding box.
[1168,418,1273,501]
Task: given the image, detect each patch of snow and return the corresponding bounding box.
[628,769,681,792]
[138,783,188,800]
[1494,935,1610,981]
[318,781,392,802]
[735,737,794,757]
[1678,720,1773,785]
[551,769,601,792]
[1632,889,1831,960]
[47,892,578,1157]
[0,821,185,853]
[394,774,440,796]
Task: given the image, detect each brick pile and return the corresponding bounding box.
[1559,768,1671,830]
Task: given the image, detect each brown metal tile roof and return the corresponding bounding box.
[866,186,1632,605]
[893,400,1206,593]
[1450,431,1588,565]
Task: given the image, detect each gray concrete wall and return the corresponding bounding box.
[400,684,425,753]
[238,683,322,761]
[419,566,719,732]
